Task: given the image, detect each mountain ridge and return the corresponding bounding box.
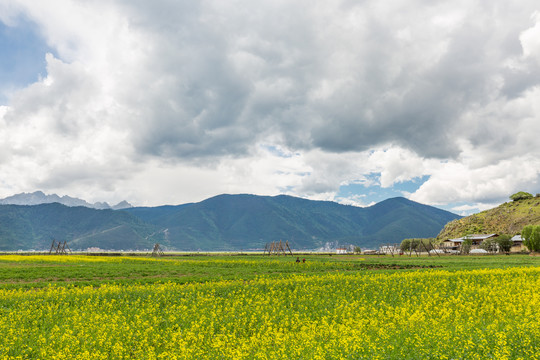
[0,193,460,251]
[124,194,460,250]
[0,191,132,210]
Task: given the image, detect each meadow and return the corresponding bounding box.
[0,254,539,359]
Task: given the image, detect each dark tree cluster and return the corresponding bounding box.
[510,191,533,201]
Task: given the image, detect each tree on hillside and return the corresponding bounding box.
[510,191,533,201]
[480,238,498,253]
[522,225,540,252]
[495,235,513,254]
[461,238,472,254]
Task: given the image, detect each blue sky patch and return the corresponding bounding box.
[0,17,54,103]
[336,174,430,206]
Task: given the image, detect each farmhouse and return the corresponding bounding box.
[442,234,499,251]
[442,238,464,251]
[463,234,498,245]
[510,235,525,252]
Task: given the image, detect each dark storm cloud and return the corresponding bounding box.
[100,0,540,162]
[308,8,530,158]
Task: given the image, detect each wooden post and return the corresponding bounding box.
[64,241,72,254]
[421,240,431,257]
[285,241,293,255]
[152,243,164,257]
[49,239,56,255]
[55,241,62,254]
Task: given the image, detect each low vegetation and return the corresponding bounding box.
[1,254,539,359]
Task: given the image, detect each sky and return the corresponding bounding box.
[0,0,539,214]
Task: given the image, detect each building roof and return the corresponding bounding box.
[511,235,523,242]
[463,234,498,240]
[446,238,464,243]
[445,234,498,243]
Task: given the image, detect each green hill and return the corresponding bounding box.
[0,203,159,251]
[0,195,460,251]
[437,197,540,239]
[125,195,460,250]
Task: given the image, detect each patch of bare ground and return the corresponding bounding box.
[359,264,442,270]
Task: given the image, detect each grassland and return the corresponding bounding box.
[1,254,539,359]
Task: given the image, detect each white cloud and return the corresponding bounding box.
[368,148,428,188]
[0,0,539,209]
[409,156,540,206]
[335,194,375,208]
[520,11,540,61]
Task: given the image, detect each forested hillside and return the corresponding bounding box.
[0,203,158,251]
[125,195,460,250]
[0,194,460,251]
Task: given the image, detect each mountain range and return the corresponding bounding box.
[0,193,460,251]
[0,191,132,210]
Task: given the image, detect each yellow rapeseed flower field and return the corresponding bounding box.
[0,257,539,359]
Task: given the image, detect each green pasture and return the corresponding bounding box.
[1,253,540,359]
[1,253,539,290]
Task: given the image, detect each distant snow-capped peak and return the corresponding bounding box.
[0,191,132,210]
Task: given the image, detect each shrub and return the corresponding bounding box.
[461,239,472,254]
[495,235,513,253]
[510,191,533,201]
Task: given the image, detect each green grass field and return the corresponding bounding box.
[1,253,539,289]
[1,254,539,359]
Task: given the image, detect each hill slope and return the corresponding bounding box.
[437,197,540,239]
[363,197,462,244]
[0,203,159,251]
[125,195,460,250]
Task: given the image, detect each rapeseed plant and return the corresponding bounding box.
[0,258,538,359]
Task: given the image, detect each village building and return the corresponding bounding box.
[379,245,399,255]
[510,235,525,252]
[442,234,499,252]
[463,234,499,245]
[442,238,464,251]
